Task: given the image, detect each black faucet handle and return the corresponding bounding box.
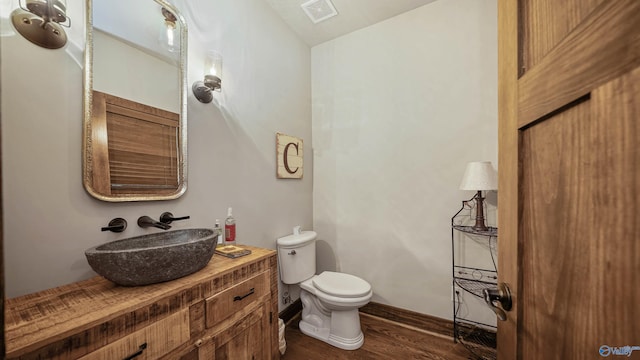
[159,212,190,224]
[137,215,172,230]
[101,218,127,233]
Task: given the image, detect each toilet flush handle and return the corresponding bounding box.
[288,250,297,255]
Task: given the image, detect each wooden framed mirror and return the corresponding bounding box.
[83,0,187,201]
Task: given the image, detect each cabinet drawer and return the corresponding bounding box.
[79,309,190,360]
[206,271,269,328]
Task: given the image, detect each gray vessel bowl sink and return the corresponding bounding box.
[85,228,219,286]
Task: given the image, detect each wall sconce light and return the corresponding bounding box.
[159,7,178,53]
[11,0,70,49]
[459,161,498,232]
[192,51,222,104]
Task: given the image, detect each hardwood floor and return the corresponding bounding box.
[282,313,475,359]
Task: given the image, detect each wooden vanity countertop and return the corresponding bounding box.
[4,245,276,358]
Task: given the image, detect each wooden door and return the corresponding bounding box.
[1,76,4,359]
[498,0,640,359]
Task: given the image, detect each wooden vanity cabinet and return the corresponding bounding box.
[5,246,279,360]
[168,271,273,360]
[182,301,271,360]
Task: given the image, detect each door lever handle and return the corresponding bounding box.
[483,283,512,321]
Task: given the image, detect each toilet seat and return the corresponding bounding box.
[300,273,372,310]
[313,271,371,298]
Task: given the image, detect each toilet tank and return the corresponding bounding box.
[277,229,317,284]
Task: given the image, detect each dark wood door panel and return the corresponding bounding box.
[500,0,640,358]
[518,0,640,128]
[520,67,640,359]
[520,100,592,359]
[519,0,604,73]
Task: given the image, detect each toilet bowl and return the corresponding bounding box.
[298,272,372,350]
[277,227,373,350]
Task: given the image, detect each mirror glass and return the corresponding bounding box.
[83,0,187,201]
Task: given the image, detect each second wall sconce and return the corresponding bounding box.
[192,51,222,103]
[159,7,178,53]
[11,0,71,49]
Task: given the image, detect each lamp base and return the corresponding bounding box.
[471,223,489,232]
[471,190,489,232]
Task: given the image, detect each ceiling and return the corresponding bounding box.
[263,0,438,46]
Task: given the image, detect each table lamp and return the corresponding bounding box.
[459,161,498,231]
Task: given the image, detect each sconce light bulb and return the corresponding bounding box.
[204,51,222,79]
[165,21,175,48]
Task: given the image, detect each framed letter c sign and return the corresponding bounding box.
[276,132,303,179]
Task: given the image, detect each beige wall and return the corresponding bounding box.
[311,0,498,320]
[1,0,312,299]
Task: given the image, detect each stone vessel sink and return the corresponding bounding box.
[85,228,219,286]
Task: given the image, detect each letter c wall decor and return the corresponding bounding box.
[276,132,303,179]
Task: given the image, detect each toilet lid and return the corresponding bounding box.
[312,271,371,298]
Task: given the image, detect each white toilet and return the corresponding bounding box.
[277,226,372,350]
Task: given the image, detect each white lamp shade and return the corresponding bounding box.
[459,161,498,191]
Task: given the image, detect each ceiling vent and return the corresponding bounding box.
[301,0,338,24]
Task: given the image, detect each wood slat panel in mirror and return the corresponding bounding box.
[92,91,180,196]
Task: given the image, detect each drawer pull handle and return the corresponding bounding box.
[234,288,255,302]
[123,343,147,360]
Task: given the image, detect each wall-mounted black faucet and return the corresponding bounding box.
[101,218,127,233]
[137,216,172,230]
[159,212,190,224]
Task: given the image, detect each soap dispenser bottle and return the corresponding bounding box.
[225,207,236,245]
[214,219,223,245]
